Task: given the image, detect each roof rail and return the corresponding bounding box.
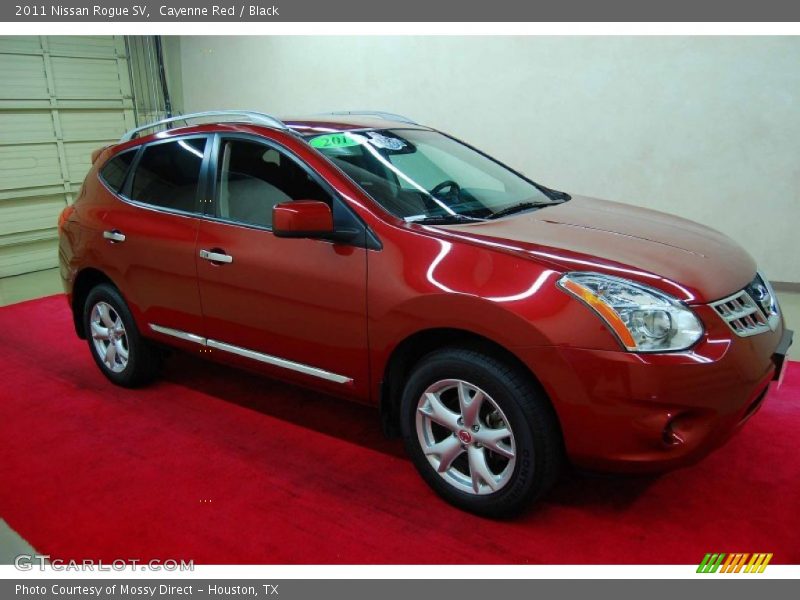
[120,110,289,142]
[320,111,419,125]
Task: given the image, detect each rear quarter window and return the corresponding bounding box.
[129,138,207,212]
[99,149,137,192]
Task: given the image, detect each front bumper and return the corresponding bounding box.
[772,326,793,386]
[518,307,793,473]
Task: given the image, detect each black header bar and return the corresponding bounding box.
[3,0,800,22]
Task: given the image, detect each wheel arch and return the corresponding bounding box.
[378,327,560,438]
[71,268,118,339]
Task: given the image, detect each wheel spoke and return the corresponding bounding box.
[458,382,484,428]
[419,392,461,432]
[416,378,516,496]
[474,427,515,459]
[467,445,499,493]
[98,303,114,328]
[424,435,465,473]
[104,341,117,367]
[114,339,129,361]
[91,321,110,340]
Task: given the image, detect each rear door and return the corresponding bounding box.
[194,133,371,399]
[98,135,210,343]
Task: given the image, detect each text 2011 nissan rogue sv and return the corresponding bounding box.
[58,110,793,516]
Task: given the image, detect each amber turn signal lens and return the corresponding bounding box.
[560,278,637,348]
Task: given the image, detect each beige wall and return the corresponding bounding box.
[162,36,184,115]
[174,36,800,283]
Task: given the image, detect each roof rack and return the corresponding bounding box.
[120,110,289,142]
[320,111,419,125]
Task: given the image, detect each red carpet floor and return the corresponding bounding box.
[1,295,798,564]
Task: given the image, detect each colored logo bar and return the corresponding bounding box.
[697,553,773,573]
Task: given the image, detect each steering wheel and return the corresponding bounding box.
[430,180,461,200]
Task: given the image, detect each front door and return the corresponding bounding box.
[195,135,370,399]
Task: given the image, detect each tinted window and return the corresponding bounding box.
[309,129,564,222]
[130,138,207,212]
[216,139,330,228]
[99,149,137,192]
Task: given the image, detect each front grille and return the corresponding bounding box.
[710,273,780,337]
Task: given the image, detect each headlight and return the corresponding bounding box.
[557,272,703,352]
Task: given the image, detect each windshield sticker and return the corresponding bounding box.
[366,131,407,151]
[309,133,363,149]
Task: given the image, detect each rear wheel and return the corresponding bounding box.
[83,284,160,387]
[401,347,562,517]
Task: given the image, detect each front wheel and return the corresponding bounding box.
[400,348,562,517]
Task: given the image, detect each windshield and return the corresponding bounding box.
[308,129,568,223]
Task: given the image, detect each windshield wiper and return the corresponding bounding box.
[535,184,571,201]
[408,214,486,225]
[488,202,551,220]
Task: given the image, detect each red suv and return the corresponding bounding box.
[58,110,792,516]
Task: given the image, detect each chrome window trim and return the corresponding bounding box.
[110,192,203,220]
[99,134,212,219]
[207,132,338,221]
[148,323,353,385]
[97,147,139,194]
[204,131,382,250]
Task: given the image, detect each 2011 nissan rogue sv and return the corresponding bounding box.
[58,110,793,516]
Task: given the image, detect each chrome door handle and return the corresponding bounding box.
[103,230,126,243]
[199,249,233,264]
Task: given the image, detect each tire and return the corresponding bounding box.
[400,347,562,517]
[83,283,160,387]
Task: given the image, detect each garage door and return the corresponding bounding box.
[0,36,136,277]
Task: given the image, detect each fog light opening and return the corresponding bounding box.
[662,418,685,446]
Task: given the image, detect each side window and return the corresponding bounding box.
[99,149,137,192]
[129,138,207,212]
[216,139,331,228]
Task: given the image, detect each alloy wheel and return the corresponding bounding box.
[89,301,129,373]
[416,379,517,495]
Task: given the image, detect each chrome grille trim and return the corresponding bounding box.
[710,274,780,337]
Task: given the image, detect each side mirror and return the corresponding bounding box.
[272,200,334,238]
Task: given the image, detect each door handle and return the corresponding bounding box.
[199,249,233,264]
[103,229,126,243]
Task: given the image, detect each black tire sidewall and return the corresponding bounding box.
[401,349,558,517]
[83,284,150,387]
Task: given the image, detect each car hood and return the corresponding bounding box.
[436,195,756,304]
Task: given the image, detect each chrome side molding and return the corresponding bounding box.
[148,323,352,384]
[205,339,351,383]
[149,324,206,345]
